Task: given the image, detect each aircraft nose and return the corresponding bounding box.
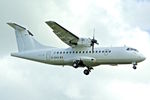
[140,54,146,61]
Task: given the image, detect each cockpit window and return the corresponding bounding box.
[126,48,138,52]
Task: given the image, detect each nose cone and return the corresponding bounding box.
[140,54,146,62]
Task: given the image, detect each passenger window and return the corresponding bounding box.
[79,51,81,53]
[60,52,62,54]
[57,52,59,54]
[82,51,85,53]
[89,51,91,53]
[70,51,71,54]
[102,51,104,53]
[86,51,88,53]
[73,51,75,53]
[76,51,78,53]
[99,51,101,53]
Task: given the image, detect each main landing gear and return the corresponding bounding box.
[83,67,93,75]
[72,60,84,68]
[72,60,93,75]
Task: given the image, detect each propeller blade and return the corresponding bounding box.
[96,42,99,45]
[91,30,99,53]
[92,45,94,53]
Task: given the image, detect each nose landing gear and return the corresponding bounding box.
[132,62,137,70]
[133,65,137,69]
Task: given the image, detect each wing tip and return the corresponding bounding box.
[45,21,57,25]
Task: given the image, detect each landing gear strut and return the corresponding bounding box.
[83,67,93,75]
[132,62,137,70]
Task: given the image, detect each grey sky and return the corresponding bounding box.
[0,0,150,100]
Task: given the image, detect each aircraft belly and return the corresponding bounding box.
[96,58,133,64]
[46,57,65,65]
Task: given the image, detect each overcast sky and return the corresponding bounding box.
[0,0,150,100]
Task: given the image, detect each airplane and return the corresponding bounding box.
[7,21,146,75]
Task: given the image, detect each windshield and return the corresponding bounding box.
[126,48,138,52]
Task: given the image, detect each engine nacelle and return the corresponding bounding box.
[77,38,91,47]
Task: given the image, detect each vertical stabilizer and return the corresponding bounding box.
[7,23,48,52]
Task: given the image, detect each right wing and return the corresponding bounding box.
[46,21,79,47]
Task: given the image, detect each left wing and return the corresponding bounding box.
[46,21,79,47]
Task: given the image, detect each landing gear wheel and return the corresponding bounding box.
[133,65,137,69]
[83,69,90,75]
[73,63,78,68]
[73,60,80,68]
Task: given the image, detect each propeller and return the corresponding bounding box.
[91,33,99,53]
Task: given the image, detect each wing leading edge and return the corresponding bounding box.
[46,21,79,47]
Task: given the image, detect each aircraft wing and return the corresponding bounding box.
[46,21,79,47]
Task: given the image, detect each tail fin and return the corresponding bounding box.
[7,23,49,52]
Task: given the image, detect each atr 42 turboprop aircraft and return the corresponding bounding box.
[7,21,146,75]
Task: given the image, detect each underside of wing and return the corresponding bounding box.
[46,21,79,47]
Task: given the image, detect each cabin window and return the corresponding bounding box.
[96,51,98,53]
[57,52,59,54]
[109,50,111,53]
[99,51,101,53]
[79,51,81,53]
[86,51,88,53]
[73,51,75,53]
[102,51,104,53]
[66,52,68,54]
[76,51,78,53]
[82,51,85,53]
[63,51,65,54]
[60,52,62,54]
[89,51,91,53]
[70,51,72,54]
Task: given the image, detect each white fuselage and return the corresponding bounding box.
[11,46,145,68]
[8,22,146,75]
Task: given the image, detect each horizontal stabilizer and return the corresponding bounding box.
[7,23,26,31]
[7,23,34,36]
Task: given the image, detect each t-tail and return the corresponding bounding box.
[7,23,49,52]
[7,23,52,62]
